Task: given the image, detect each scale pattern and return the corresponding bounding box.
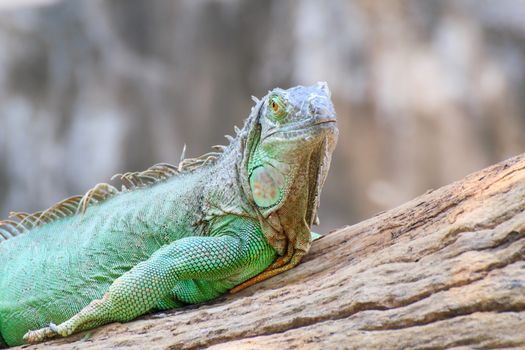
[23,218,275,342]
[0,83,338,347]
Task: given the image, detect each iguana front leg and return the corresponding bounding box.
[23,226,272,344]
[230,223,317,294]
[229,247,305,293]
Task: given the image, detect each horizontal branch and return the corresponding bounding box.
[17,153,525,350]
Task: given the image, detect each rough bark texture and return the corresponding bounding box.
[15,154,525,349]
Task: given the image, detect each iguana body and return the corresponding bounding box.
[0,83,338,347]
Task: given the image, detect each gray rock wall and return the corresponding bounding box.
[0,0,524,232]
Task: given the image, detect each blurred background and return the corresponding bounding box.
[0,0,524,233]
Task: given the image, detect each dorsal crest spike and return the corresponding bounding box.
[9,212,30,220]
[78,183,119,215]
[179,144,187,163]
[212,145,227,152]
[0,141,229,238]
[0,220,23,240]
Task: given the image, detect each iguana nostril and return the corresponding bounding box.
[309,103,318,116]
[309,101,334,122]
[316,81,330,97]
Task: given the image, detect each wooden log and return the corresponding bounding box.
[16,154,525,349]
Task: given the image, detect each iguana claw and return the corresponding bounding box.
[49,322,59,332]
[22,323,58,344]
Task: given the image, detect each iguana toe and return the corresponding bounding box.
[49,322,59,333]
[22,324,58,344]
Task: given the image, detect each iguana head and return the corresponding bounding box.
[239,82,338,255]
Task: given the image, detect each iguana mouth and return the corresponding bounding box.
[286,115,336,130]
[313,118,337,125]
[263,117,337,141]
[304,118,337,131]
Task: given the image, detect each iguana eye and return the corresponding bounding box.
[269,96,286,121]
[271,100,279,113]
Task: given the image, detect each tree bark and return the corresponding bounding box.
[16,154,525,349]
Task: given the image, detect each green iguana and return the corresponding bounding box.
[0,82,338,347]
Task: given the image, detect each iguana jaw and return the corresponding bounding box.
[236,83,338,257]
[261,117,337,141]
[229,126,337,294]
[229,82,338,293]
[252,126,337,221]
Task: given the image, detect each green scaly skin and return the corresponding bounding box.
[0,82,338,347]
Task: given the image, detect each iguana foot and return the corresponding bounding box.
[22,323,59,344]
[230,250,305,293]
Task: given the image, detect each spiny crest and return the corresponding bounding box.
[0,136,243,241]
